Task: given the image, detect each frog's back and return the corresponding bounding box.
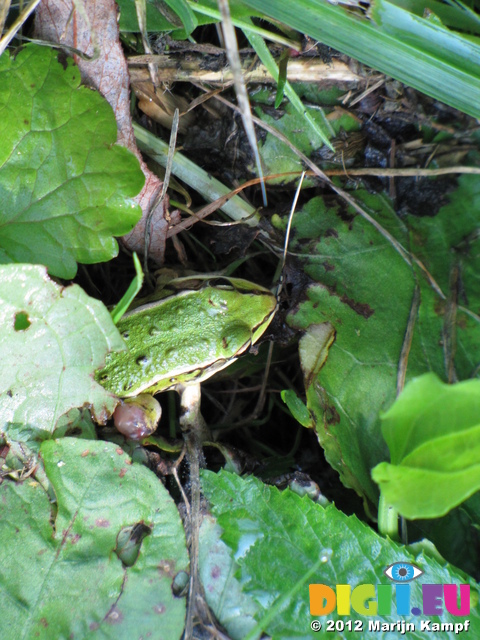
[97,282,275,397]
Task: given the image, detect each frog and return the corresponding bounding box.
[96,274,277,400]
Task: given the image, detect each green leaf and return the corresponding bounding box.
[374,462,480,520]
[402,424,480,473]
[162,0,197,33]
[287,178,480,506]
[0,438,188,639]
[0,44,144,279]
[281,389,312,428]
[199,517,261,640]
[287,192,413,502]
[411,494,480,578]
[110,252,144,324]
[274,51,288,109]
[0,264,124,435]
[192,0,263,22]
[246,31,334,149]
[388,0,480,35]
[255,105,359,184]
[256,104,332,184]
[201,470,480,639]
[117,0,198,34]
[372,373,480,519]
[381,373,480,465]
[242,0,480,119]
[186,0,301,49]
[407,175,480,303]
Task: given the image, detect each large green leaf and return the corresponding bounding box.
[0,264,124,436]
[372,373,480,519]
[0,438,189,639]
[201,470,480,639]
[0,44,144,278]
[287,177,480,504]
[287,191,416,502]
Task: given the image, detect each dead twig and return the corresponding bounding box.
[128,54,361,86]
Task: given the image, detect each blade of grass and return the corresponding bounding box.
[0,0,10,37]
[388,0,480,35]
[186,0,301,50]
[274,51,288,109]
[0,0,42,56]
[110,253,144,324]
[161,0,197,33]
[246,30,335,150]
[133,122,260,224]
[242,0,480,119]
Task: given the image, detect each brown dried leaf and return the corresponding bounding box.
[35,0,168,263]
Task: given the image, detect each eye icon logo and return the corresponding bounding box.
[384,562,424,582]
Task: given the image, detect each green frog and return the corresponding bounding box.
[97,275,276,397]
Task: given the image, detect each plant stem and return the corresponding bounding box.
[178,383,209,640]
[378,493,400,541]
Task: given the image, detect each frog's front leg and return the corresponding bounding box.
[176,382,210,640]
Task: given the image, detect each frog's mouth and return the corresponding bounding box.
[163,356,237,391]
